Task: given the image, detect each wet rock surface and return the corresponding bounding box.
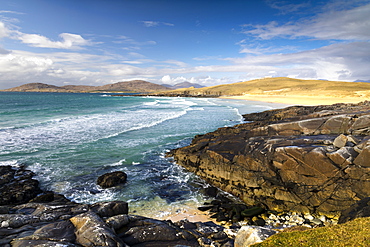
[0,165,42,206]
[97,171,128,188]
[168,101,370,218]
[0,166,235,247]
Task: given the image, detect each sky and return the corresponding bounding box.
[0,0,369,89]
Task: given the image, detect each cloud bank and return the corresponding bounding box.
[243,3,370,41]
[0,1,369,89]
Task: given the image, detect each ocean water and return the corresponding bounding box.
[0,92,281,217]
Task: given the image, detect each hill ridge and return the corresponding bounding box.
[2,80,170,93]
[153,77,370,99]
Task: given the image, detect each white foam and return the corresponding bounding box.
[0,160,19,167]
[142,100,159,106]
[108,159,126,166]
[0,107,188,154]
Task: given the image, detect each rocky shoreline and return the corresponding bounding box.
[0,165,239,246]
[168,101,370,219]
[0,164,331,247]
[2,101,370,246]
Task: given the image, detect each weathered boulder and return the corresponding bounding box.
[70,211,126,247]
[234,226,276,247]
[168,101,370,217]
[0,165,42,205]
[116,215,234,246]
[11,221,77,247]
[97,171,127,188]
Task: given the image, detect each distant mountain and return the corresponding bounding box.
[173,81,204,89]
[61,85,97,91]
[161,81,204,89]
[95,80,169,92]
[3,83,72,92]
[2,80,171,93]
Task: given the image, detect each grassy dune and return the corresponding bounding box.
[252,217,370,247]
[156,77,370,105]
[161,77,370,97]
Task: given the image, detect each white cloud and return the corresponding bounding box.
[244,2,370,40]
[266,0,310,15]
[114,35,157,48]
[17,32,92,49]
[162,60,187,67]
[161,75,172,84]
[227,42,370,81]
[163,22,175,27]
[141,21,174,27]
[0,20,94,50]
[0,10,23,15]
[0,21,10,38]
[141,21,159,27]
[161,75,189,85]
[159,74,233,86]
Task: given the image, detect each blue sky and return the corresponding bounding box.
[0,0,369,89]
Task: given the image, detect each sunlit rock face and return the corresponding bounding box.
[169,101,370,218]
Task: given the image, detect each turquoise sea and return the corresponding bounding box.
[0,92,282,217]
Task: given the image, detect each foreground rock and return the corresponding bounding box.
[0,166,235,246]
[0,165,42,206]
[168,101,370,218]
[97,171,128,188]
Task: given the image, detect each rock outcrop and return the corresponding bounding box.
[0,165,235,246]
[168,101,370,218]
[0,165,42,206]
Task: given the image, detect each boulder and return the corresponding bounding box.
[234,226,276,247]
[116,215,234,246]
[97,171,127,188]
[168,101,370,217]
[70,211,125,247]
[0,165,42,205]
[11,221,77,246]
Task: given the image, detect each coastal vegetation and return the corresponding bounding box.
[253,217,370,247]
[153,77,370,98]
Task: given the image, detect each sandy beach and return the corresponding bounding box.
[221,94,369,106]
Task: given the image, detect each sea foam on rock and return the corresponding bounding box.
[168,101,370,219]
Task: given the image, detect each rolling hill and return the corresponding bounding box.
[153,77,370,99]
[2,80,170,93]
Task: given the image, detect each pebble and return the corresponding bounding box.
[1,221,9,228]
[319,215,326,222]
[311,218,323,225]
[304,214,314,221]
[261,212,336,229]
